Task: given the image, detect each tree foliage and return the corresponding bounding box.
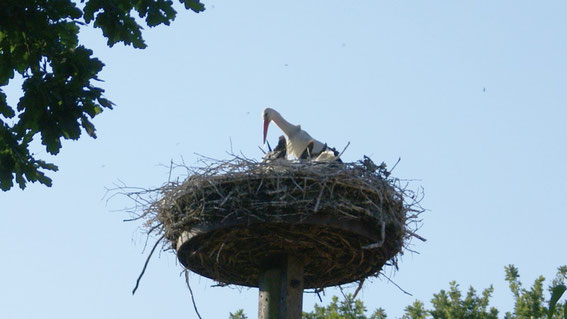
[403,300,427,319]
[426,282,498,319]
[229,309,248,319]
[303,294,378,319]
[503,265,566,319]
[231,265,567,319]
[0,0,204,191]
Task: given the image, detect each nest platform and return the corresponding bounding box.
[154,157,419,289]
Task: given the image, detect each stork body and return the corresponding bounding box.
[262,108,328,160]
[300,141,342,163]
[314,147,341,162]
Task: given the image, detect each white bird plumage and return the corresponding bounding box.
[262,107,340,161]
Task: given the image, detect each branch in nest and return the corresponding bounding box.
[382,274,412,296]
[184,270,203,319]
[339,285,355,314]
[338,141,351,158]
[406,230,427,242]
[353,278,365,299]
[132,234,164,295]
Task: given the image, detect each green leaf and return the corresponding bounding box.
[0,151,16,191]
[549,284,567,319]
[15,172,26,189]
[0,91,15,118]
[36,160,58,172]
[97,97,114,109]
[180,0,205,13]
[81,117,97,138]
[0,57,15,86]
[34,171,53,187]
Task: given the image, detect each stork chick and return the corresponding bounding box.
[263,135,287,162]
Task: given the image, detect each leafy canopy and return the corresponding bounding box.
[0,0,204,191]
[230,265,567,319]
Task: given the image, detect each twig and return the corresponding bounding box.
[141,224,163,253]
[338,141,351,158]
[383,275,412,296]
[216,242,225,263]
[193,152,221,162]
[305,288,324,302]
[168,159,173,183]
[407,230,427,242]
[353,278,365,299]
[132,234,165,295]
[338,285,355,314]
[184,270,203,319]
[390,157,401,173]
[313,183,327,212]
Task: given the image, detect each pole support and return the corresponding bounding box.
[258,255,304,319]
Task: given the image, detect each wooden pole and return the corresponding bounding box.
[259,268,282,319]
[258,256,304,319]
[281,255,304,319]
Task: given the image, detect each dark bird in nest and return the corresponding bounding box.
[263,135,287,161]
[300,141,343,163]
[262,107,341,162]
[361,156,392,177]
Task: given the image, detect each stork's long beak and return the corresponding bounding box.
[263,119,270,144]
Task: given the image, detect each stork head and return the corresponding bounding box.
[262,108,276,144]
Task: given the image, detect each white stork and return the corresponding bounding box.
[262,107,341,161]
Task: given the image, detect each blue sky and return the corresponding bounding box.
[1,1,566,318]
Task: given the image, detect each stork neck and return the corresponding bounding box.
[271,111,299,136]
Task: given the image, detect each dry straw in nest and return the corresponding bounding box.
[120,155,425,291]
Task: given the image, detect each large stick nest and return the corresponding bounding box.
[126,155,424,289]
